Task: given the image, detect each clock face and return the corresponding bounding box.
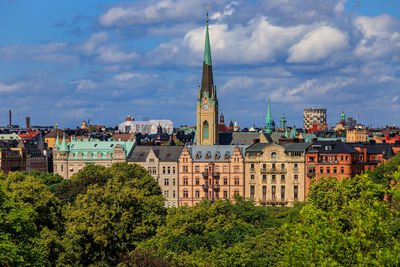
[203,104,209,110]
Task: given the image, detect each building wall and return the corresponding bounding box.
[45,136,71,149]
[305,152,361,196]
[0,147,27,173]
[346,129,367,143]
[303,108,327,131]
[128,149,179,208]
[178,146,244,206]
[245,144,305,206]
[196,93,218,145]
[26,155,48,172]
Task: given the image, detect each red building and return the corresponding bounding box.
[308,123,328,133]
[305,141,400,196]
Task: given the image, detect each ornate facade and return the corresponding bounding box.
[245,143,308,206]
[178,145,248,206]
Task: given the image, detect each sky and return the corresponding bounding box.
[0,0,399,129]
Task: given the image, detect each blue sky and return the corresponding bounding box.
[0,0,399,129]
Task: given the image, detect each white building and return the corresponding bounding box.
[118,120,173,135]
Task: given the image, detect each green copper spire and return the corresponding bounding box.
[59,133,69,152]
[55,132,60,148]
[203,11,212,66]
[291,125,297,138]
[279,113,287,129]
[285,128,289,138]
[265,98,273,134]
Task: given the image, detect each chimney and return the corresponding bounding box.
[9,109,11,127]
[26,117,31,129]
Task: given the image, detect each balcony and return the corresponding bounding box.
[202,184,209,191]
[263,168,287,174]
[202,172,220,179]
[249,167,256,173]
[214,172,220,179]
[212,184,220,191]
[202,172,209,178]
[259,198,289,206]
[307,173,316,178]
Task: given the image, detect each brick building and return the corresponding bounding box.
[178,145,248,206]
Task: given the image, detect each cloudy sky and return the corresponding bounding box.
[1,0,399,129]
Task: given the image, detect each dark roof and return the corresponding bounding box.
[44,129,69,138]
[128,146,183,162]
[246,142,310,153]
[219,132,272,145]
[307,141,361,154]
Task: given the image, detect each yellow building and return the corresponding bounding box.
[45,129,70,149]
[245,143,309,206]
[346,128,367,143]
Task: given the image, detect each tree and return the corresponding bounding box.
[368,153,400,184]
[24,170,64,192]
[0,179,47,266]
[283,175,400,266]
[138,198,299,266]
[59,163,165,266]
[55,164,112,204]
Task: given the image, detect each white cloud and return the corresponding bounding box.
[80,32,108,54]
[287,26,348,63]
[0,82,26,93]
[70,80,96,91]
[96,46,139,63]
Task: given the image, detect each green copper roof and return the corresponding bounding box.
[59,134,68,151]
[55,133,60,148]
[61,138,136,161]
[265,98,273,134]
[203,19,212,66]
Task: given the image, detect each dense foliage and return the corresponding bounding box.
[0,155,400,266]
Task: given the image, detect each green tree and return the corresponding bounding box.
[283,175,400,266]
[59,163,165,266]
[54,164,112,204]
[0,180,47,266]
[24,170,64,192]
[368,153,400,184]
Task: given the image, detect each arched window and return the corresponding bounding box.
[203,121,209,140]
[271,152,277,159]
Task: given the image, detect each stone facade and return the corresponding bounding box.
[178,145,247,206]
[245,143,309,206]
[0,142,26,173]
[53,137,136,179]
[346,128,367,143]
[127,146,183,208]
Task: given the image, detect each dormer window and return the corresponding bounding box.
[215,154,219,160]
[206,154,210,160]
[271,152,277,159]
[196,154,200,160]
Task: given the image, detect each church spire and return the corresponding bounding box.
[200,7,214,99]
[265,98,273,134]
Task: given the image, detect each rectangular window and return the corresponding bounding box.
[164,190,169,198]
[173,166,176,174]
[263,163,266,169]
[183,190,188,198]
[320,167,323,173]
[216,166,219,172]
[294,174,298,180]
[281,186,285,200]
[163,167,166,174]
[262,174,267,182]
[272,186,276,199]
[262,185,267,201]
[281,164,285,170]
[341,156,344,161]
[294,163,298,171]
[195,190,200,198]
[250,163,254,169]
[234,166,239,173]
[168,166,170,174]
[294,185,298,200]
[183,177,188,185]
[333,167,337,173]
[173,179,176,186]
[223,166,228,173]
[272,163,276,169]
[250,174,255,180]
[173,190,176,198]
[234,190,239,196]
[195,178,200,185]
[341,167,344,173]
[346,156,349,161]
[61,165,63,172]
[195,166,200,173]
[183,166,188,173]
[281,175,285,183]
[272,174,276,182]
[250,185,255,200]
[224,177,228,185]
[308,156,314,162]
[164,178,169,186]
[327,167,330,174]
[223,190,228,198]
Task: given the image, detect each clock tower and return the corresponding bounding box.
[196,11,218,145]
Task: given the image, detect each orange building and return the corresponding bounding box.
[178,145,247,206]
[305,141,363,196]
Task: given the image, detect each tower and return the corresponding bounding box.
[196,10,218,145]
[279,113,287,129]
[265,98,273,134]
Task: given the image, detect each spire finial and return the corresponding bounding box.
[206,6,210,23]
